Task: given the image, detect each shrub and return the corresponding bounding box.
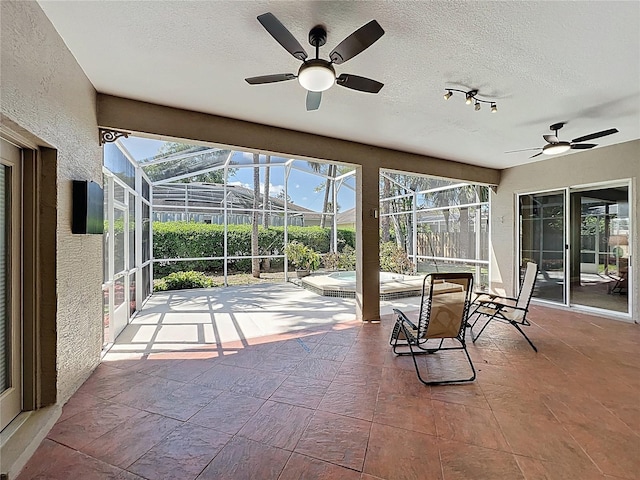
[337,245,356,270]
[323,252,340,270]
[284,241,321,271]
[380,242,414,274]
[154,271,213,292]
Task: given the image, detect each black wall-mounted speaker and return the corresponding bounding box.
[72,180,104,234]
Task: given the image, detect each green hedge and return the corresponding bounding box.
[153,222,356,275]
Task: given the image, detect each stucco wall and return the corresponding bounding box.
[1,1,103,402]
[491,140,639,321]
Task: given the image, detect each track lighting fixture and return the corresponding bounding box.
[444,88,498,113]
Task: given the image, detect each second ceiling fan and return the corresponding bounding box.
[245,13,385,111]
[508,123,619,158]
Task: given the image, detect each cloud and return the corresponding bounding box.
[228,181,284,197]
[267,183,285,196]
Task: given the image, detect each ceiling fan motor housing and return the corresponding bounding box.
[309,25,327,47]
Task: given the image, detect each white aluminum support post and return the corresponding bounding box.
[284,162,291,282]
[135,165,143,308]
[106,175,115,343]
[223,164,228,286]
[475,193,482,286]
[333,177,338,253]
[412,190,418,272]
[149,181,154,298]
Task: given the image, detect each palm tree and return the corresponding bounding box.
[307,161,331,228]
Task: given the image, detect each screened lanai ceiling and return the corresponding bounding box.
[136,145,350,184]
[38,1,640,170]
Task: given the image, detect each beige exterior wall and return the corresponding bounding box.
[491,140,639,321]
[1,1,103,402]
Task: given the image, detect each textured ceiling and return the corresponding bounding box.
[38,1,640,169]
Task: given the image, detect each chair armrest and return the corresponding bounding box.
[477,297,517,309]
[479,293,517,302]
[392,308,418,330]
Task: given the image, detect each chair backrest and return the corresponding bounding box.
[417,272,474,340]
[516,262,538,309]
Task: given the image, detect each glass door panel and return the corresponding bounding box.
[570,186,629,313]
[519,191,566,303]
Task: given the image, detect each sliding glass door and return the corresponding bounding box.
[519,182,631,316]
[569,185,629,313]
[519,191,566,303]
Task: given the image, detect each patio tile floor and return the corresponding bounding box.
[16,284,640,479]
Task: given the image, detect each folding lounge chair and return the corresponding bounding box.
[608,266,628,295]
[469,262,538,352]
[389,272,475,385]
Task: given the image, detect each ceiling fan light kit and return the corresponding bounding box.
[444,88,497,113]
[298,60,335,92]
[542,142,571,155]
[245,13,385,111]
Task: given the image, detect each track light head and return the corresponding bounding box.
[444,90,452,100]
[465,93,473,105]
[491,103,497,113]
[475,101,481,111]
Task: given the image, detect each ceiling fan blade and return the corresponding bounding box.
[329,20,384,65]
[257,13,308,61]
[570,143,598,150]
[571,128,619,143]
[529,152,544,159]
[306,90,322,111]
[505,148,541,153]
[336,74,383,93]
[245,73,296,85]
[543,135,559,144]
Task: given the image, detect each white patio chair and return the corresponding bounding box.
[469,262,539,351]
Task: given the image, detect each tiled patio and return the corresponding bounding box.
[18,284,639,479]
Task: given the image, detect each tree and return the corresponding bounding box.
[251,154,261,278]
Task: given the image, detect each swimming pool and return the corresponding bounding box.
[327,271,406,283]
[300,271,425,300]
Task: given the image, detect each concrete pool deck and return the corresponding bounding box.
[299,271,426,300]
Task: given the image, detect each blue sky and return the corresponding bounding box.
[120,136,355,212]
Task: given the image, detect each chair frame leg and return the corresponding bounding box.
[510,321,538,352]
[469,311,538,352]
[391,321,476,386]
[469,311,498,343]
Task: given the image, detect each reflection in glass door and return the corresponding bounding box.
[519,191,566,303]
[570,186,629,313]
